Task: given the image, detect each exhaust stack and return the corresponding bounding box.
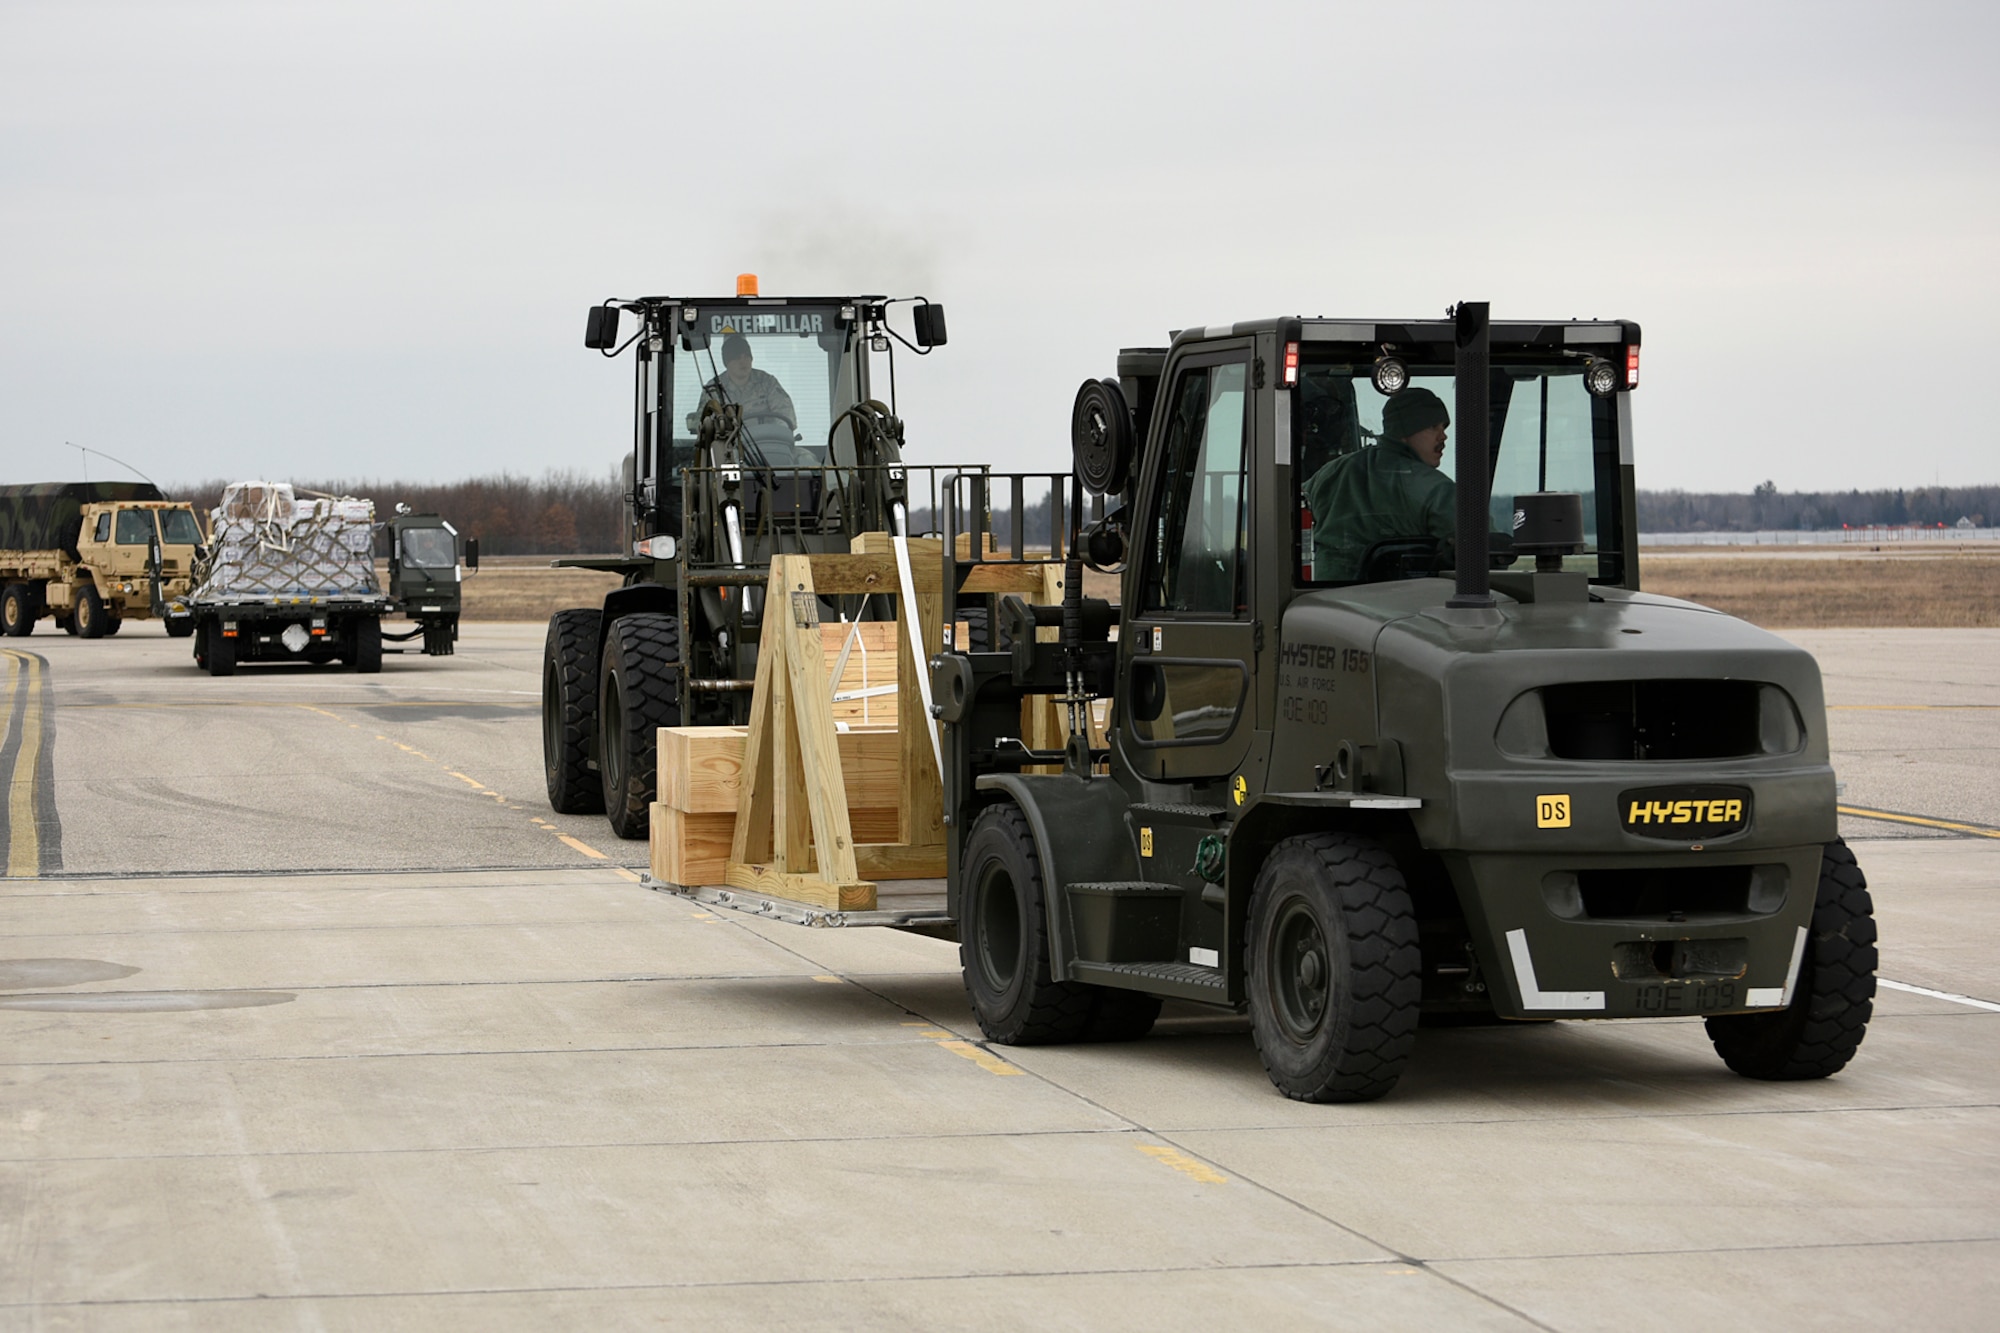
[1447,301,1494,609]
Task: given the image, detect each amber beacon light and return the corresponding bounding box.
[736,273,760,296]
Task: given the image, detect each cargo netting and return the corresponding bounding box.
[190,481,380,599]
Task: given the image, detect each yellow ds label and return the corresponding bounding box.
[1536,794,1571,829]
[1140,827,1154,857]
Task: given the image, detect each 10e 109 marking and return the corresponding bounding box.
[1633,980,1739,1013]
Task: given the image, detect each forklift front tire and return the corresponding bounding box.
[1246,832,1421,1103]
[1705,839,1875,1080]
[960,803,1098,1045]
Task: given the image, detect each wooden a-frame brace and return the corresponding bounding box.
[724,549,955,911]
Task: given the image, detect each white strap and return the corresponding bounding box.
[891,532,944,780]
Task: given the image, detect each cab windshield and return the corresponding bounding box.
[1294,363,1620,585]
[671,306,860,467]
[159,509,202,546]
[399,527,457,569]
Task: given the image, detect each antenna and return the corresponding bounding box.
[68,442,162,493]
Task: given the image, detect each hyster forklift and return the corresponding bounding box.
[923,303,1875,1101]
[543,279,955,838]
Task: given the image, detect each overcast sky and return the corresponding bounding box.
[4,0,1995,497]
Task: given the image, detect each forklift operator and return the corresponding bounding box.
[1304,385,1456,581]
[706,333,799,433]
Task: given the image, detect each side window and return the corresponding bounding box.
[93,513,113,543]
[1141,360,1250,615]
[115,510,155,545]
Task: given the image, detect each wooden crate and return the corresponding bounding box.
[650,804,736,887]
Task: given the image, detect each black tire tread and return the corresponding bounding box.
[599,613,682,839]
[1246,832,1421,1102]
[961,805,1100,1045]
[543,609,604,815]
[1705,839,1875,1080]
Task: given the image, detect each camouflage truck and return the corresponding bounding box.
[0,482,203,638]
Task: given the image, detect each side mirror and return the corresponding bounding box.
[464,537,480,571]
[584,305,620,350]
[912,302,948,348]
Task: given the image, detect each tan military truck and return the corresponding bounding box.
[0,482,204,638]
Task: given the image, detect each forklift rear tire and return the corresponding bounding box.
[598,612,681,839]
[960,803,1100,1045]
[1706,839,1875,1080]
[74,587,108,639]
[543,609,604,815]
[351,616,382,673]
[204,620,236,676]
[1,584,32,636]
[1246,832,1421,1103]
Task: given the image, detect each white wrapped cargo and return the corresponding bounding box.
[191,482,379,600]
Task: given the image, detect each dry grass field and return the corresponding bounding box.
[1638,549,2000,628]
[434,549,2000,630]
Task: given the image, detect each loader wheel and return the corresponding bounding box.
[1246,832,1421,1102]
[1,584,32,636]
[74,587,108,639]
[350,616,382,673]
[204,619,236,676]
[542,608,603,815]
[598,612,681,839]
[960,803,1098,1044]
[1706,839,1876,1080]
[165,617,196,638]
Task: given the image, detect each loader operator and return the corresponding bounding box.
[1304,385,1456,581]
[707,334,798,432]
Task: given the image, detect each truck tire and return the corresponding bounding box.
[598,613,682,839]
[542,609,604,815]
[351,616,382,673]
[204,619,236,676]
[1706,839,1876,1080]
[1245,832,1421,1103]
[959,803,1099,1045]
[1,584,32,636]
[103,615,122,636]
[74,586,108,639]
[165,617,196,638]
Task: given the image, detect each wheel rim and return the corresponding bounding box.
[601,665,626,794]
[542,654,561,771]
[973,861,1024,994]
[1271,893,1333,1042]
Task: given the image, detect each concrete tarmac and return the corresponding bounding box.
[2,623,1996,1330]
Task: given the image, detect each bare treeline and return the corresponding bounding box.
[1638,483,1998,533]
[165,471,2000,551]
[170,470,627,555]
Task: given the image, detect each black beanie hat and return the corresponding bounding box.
[721,333,752,363]
[1382,386,1449,441]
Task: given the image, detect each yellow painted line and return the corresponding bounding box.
[445,770,486,789]
[612,867,642,883]
[1839,805,2000,840]
[1135,1144,1228,1184]
[5,653,41,877]
[557,834,608,859]
[811,975,842,984]
[937,1039,1022,1076]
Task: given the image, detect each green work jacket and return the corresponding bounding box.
[1304,436,1456,581]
